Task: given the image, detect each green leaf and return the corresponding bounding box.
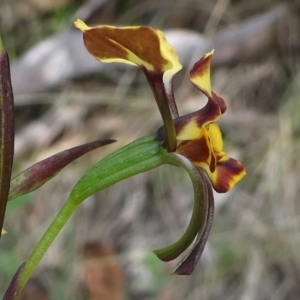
[68,135,165,205]
[8,139,116,201]
[18,135,165,293]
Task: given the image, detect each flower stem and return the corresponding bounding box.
[18,200,76,293]
[17,136,165,295]
[145,73,177,152]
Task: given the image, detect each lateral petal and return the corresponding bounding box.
[188,50,227,125]
[190,50,214,98]
[173,102,217,134]
[202,156,246,193]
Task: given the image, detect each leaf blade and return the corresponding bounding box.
[0,38,14,238]
[8,139,116,201]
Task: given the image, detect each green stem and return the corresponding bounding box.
[17,136,165,295]
[18,200,76,292]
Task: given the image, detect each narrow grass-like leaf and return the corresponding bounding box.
[0,37,14,239]
[8,139,116,201]
[18,135,165,292]
[68,135,165,205]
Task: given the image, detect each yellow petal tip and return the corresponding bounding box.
[74,19,90,32]
[206,49,215,57]
[1,229,7,235]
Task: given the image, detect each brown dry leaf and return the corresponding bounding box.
[80,242,124,300]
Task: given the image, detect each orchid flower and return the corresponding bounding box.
[74,20,245,275]
[0,22,246,299]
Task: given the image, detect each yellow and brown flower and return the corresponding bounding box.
[75,21,246,274]
[74,20,182,151]
[170,51,245,193]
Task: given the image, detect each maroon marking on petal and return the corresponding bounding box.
[177,137,210,166]
[213,157,245,193]
[209,144,217,173]
[212,92,227,114]
[171,102,220,143]
[84,29,128,62]
[195,97,221,127]
[190,55,211,84]
[173,98,221,135]
[84,27,169,72]
[172,113,194,135]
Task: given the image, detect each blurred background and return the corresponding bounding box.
[1,0,300,299]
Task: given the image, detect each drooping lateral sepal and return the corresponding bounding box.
[173,169,214,275]
[153,152,211,263]
[8,139,116,201]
